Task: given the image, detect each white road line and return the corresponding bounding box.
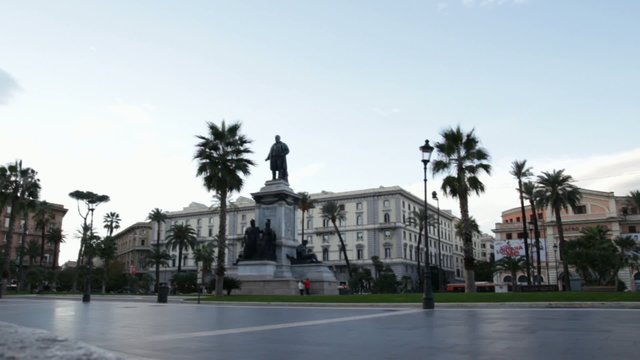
[147,309,422,341]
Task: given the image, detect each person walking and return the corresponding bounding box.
[298,280,304,296]
[304,278,311,295]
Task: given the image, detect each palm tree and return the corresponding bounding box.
[143,247,172,271]
[407,208,434,290]
[17,198,38,289]
[432,126,491,293]
[495,256,528,291]
[320,201,352,279]
[0,160,41,298]
[26,239,41,266]
[32,201,54,266]
[147,208,168,293]
[103,212,121,237]
[165,224,197,272]
[47,227,65,270]
[96,236,117,294]
[510,160,533,285]
[614,235,640,291]
[522,180,543,285]
[297,192,315,243]
[537,169,582,291]
[193,242,215,290]
[194,120,255,296]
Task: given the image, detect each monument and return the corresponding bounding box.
[231,135,338,295]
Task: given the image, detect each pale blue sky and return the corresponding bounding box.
[1,0,639,263]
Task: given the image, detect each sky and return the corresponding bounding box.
[1,0,639,264]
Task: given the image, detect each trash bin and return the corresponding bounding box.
[158,282,169,303]
[570,278,583,292]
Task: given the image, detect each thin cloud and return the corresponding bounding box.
[463,0,528,7]
[0,68,20,105]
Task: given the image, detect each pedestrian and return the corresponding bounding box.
[298,280,304,296]
[304,278,311,295]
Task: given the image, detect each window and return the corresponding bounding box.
[403,244,407,259]
[383,200,390,208]
[141,240,145,246]
[384,247,391,259]
[517,232,525,239]
[322,248,329,261]
[356,202,363,210]
[357,232,364,241]
[403,231,406,240]
[384,230,391,239]
[322,235,329,243]
[357,248,363,260]
[241,214,246,221]
[516,217,520,222]
[307,219,311,229]
[307,235,313,244]
[209,217,214,224]
[575,205,587,214]
[323,219,330,227]
[356,215,363,225]
[208,228,213,237]
[538,213,543,220]
[506,233,513,240]
[197,228,201,236]
[384,213,391,223]
[629,226,637,233]
[197,218,202,225]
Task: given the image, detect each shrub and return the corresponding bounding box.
[208,276,242,295]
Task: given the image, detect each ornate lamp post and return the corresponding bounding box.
[432,191,443,291]
[420,139,435,310]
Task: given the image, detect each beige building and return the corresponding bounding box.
[493,188,640,289]
[113,222,153,275]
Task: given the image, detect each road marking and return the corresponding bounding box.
[147,309,422,341]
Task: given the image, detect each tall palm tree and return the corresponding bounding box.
[17,198,38,290]
[47,227,65,270]
[165,224,197,272]
[193,242,215,290]
[432,126,492,293]
[0,160,41,298]
[32,201,54,266]
[320,201,352,279]
[147,208,168,293]
[510,160,533,285]
[522,180,543,285]
[103,212,121,237]
[194,120,255,296]
[495,256,528,291]
[96,236,117,294]
[537,169,582,291]
[297,192,315,244]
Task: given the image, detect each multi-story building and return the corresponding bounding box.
[134,186,477,287]
[478,233,495,263]
[113,222,153,275]
[0,202,67,268]
[493,188,640,289]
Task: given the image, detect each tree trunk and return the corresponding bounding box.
[177,245,183,272]
[301,211,305,243]
[555,206,571,291]
[17,215,28,291]
[459,193,476,293]
[215,190,228,296]
[416,227,422,291]
[530,200,542,285]
[517,180,531,285]
[333,221,352,279]
[40,227,46,267]
[155,221,161,293]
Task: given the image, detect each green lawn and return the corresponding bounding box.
[191,291,640,303]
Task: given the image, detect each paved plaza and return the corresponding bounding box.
[1,297,639,359]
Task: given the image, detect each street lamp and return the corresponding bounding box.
[420,139,435,310]
[432,190,443,292]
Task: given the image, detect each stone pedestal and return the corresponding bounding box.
[251,180,301,278]
[233,179,338,295]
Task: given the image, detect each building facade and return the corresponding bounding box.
[1,202,67,268]
[129,186,476,288]
[113,222,153,275]
[493,188,640,289]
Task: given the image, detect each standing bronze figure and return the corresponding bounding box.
[265,135,289,182]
